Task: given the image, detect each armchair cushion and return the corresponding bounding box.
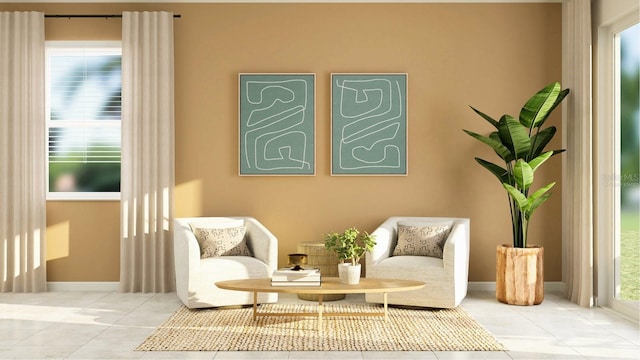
[393,222,452,258]
[191,225,252,258]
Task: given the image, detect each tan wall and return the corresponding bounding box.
[1,2,563,282]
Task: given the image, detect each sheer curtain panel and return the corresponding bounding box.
[120,11,175,292]
[562,0,594,307]
[0,12,47,292]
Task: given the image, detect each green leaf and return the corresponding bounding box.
[527,182,556,213]
[497,115,531,160]
[475,158,510,184]
[529,126,558,159]
[489,132,515,162]
[525,193,552,220]
[512,159,534,190]
[529,182,555,200]
[537,88,570,128]
[463,129,512,161]
[528,151,553,172]
[469,106,500,128]
[519,82,562,129]
[503,183,528,210]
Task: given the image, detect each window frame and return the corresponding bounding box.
[45,41,122,201]
[595,11,639,321]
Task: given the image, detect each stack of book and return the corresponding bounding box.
[271,268,321,286]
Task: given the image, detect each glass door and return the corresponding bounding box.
[597,8,639,321]
[615,22,639,304]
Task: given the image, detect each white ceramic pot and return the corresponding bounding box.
[338,263,361,285]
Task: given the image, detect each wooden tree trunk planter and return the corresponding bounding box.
[496,245,544,305]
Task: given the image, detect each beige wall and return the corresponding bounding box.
[1,2,563,282]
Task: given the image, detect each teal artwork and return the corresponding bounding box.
[239,74,315,175]
[331,73,407,175]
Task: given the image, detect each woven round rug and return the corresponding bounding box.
[136,303,504,352]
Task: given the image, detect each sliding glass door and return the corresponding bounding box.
[615,23,639,304]
[597,9,639,320]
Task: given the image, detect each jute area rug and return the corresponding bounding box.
[136,303,504,352]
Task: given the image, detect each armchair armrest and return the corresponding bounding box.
[366,217,398,268]
[244,217,278,273]
[173,218,202,299]
[442,219,470,293]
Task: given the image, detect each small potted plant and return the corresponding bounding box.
[323,227,376,284]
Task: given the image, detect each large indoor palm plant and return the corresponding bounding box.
[463,81,569,305]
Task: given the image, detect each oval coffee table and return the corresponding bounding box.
[215,277,425,331]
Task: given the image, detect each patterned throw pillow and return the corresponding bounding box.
[392,223,452,258]
[190,225,252,258]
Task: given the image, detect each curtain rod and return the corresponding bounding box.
[45,14,181,19]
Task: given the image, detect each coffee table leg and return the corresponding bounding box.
[318,294,324,331]
[383,292,388,321]
[253,291,258,320]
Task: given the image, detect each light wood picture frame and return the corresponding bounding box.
[331,73,408,175]
[239,73,315,176]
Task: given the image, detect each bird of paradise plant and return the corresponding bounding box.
[463,82,569,248]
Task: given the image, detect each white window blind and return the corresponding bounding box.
[48,126,121,164]
[46,42,122,200]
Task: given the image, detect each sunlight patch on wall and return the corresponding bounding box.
[175,179,203,217]
[46,221,70,260]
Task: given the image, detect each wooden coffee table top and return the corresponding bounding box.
[215,277,425,294]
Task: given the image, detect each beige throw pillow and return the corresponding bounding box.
[392,223,452,258]
[190,225,252,258]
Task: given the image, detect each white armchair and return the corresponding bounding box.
[174,217,278,308]
[365,217,470,308]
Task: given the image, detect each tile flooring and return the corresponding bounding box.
[0,290,638,359]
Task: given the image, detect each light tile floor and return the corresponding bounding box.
[0,290,638,360]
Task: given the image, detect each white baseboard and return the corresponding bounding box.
[45,281,566,293]
[467,281,497,291]
[544,282,566,292]
[468,281,565,292]
[47,282,119,292]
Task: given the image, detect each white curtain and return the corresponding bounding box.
[120,11,175,292]
[0,12,47,293]
[562,0,594,307]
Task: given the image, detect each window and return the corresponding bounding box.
[615,23,639,302]
[46,42,122,200]
[596,7,639,321]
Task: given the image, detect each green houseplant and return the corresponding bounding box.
[324,227,376,284]
[463,81,569,305]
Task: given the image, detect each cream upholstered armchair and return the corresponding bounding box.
[365,217,470,308]
[174,217,278,308]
